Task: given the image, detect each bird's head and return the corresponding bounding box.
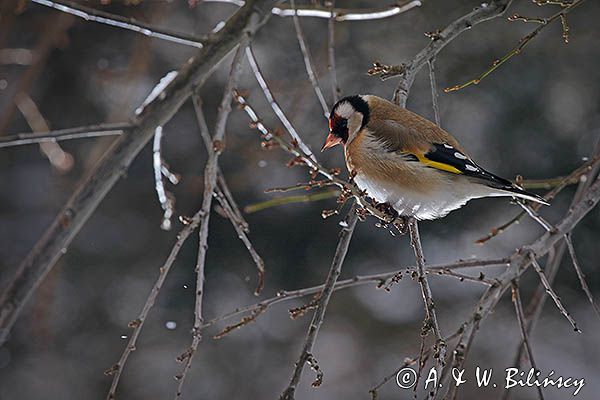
[321,95,370,151]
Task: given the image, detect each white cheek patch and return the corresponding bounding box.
[335,101,355,120]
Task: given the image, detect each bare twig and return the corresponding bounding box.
[446,175,600,399]
[427,58,441,127]
[510,142,600,378]
[274,0,422,21]
[105,211,204,400]
[205,257,507,339]
[214,184,265,295]
[444,0,587,92]
[234,92,395,222]
[209,0,423,21]
[476,154,600,244]
[289,0,330,118]
[510,281,544,400]
[408,219,445,398]
[30,0,206,48]
[175,43,250,399]
[564,234,600,320]
[0,122,128,148]
[245,46,316,161]
[529,254,580,332]
[280,205,358,400]
[327,0,339,102]
[0,0,278,347]
[370,0,516,106]
[14,93,74,173]
[192,95,262,290]
[153,126,176,231]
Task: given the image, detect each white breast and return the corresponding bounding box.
[354,171,492,220]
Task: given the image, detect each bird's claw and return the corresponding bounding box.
[373,202,408,235]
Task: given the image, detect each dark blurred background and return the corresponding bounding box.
[1,0,599,399]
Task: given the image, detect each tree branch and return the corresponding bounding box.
[368,0,514,107]
[289,0,330,118]
[446,175,600,399]
[105,210,205,400]
[408,218,445,398]
[209,0,423,22]
[280,205,358,399]
[174,42,250,399]
[30,0,206,48]
[0,122,128,148]
[0,0,279,346]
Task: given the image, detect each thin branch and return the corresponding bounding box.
[564,234,600,320]
[14,93,74,173]
[0,122,128,148]
[209,0,423,22]
[216,173,248,231]
[510,142,600,378]
[444,0,587,92]
[105,211,204,400]
[233,92,396,222]
[510,281,544,400]
[427,58,441,127]
[529,254,580,332]
[274,0,422,21]
[327,0,339,102]
[280,205,358,400]
[289,0,330,118]
[368,0,515,107]
[153,126,176,231]
[408,218,445,399]
[174,43,250,399]
[476,154,600,244]
[205,257,507,339]
[30,0,422,56]
[193,94,249,234]
[215,182,265,295]
[0,0,278,347]
[30,0,206,48]
[245,46,317,161]
[445,176,600,399]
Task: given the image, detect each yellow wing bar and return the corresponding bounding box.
[414,152,463,174]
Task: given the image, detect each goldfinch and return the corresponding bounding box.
[321,95,548,220]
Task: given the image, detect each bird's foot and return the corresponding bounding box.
[374,201,398,221]
[392,216,408,235]
[373,202,408,235]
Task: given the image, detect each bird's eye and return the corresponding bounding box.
[339,119,347,128]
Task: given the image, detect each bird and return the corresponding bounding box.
[321,94,549,221]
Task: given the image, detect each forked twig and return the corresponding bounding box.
[289,0,330,118]
[31,0,206,48]
[564,234,600,320]
[510,281,544,400]
[528,254,580,332]
[174,43,250,399]
[444,0,587,92]
[280,206,358,399]
[105,211,204,400]
[0,122,128,148]
[408,219,445,399]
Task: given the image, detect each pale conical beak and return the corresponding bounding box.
[321,133,343,152]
